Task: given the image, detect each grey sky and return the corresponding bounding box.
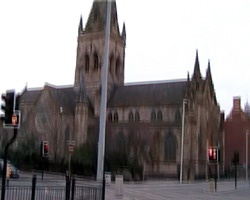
[1,0,250,116]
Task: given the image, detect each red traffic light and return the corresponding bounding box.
[208,147,218,162]
[43,141,49,157]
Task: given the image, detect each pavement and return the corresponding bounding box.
[105,179,250,200]
[6,171,250,200]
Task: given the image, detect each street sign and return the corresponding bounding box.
[68,145,74,154]
[67,141,75,154]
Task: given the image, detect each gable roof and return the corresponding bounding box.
[48,86,75,114]
[108,80,187,107]
[20,84,76,114]
[20,89,42,103]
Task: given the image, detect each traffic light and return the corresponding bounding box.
[1,91,15,126]
[1,91,21,128]
[43,141,49,157]
[208,147,218,162]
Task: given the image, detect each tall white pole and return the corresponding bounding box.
[180,99,187,184]
[96,0,111,181]
[246,130,249,181]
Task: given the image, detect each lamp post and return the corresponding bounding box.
[180,99,187,184]
[246,130,249,181]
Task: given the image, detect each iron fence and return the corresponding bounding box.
[1,176,102,200]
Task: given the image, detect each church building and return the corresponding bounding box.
[16,0,222,180]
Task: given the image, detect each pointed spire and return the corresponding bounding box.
[245,98,250,115]
[192,49,202,80]
[122,22,126,46]
[85,0,120,35]
[206,59,212,80]
[205,59,217,104]
[187,71,190,81]
[78,15,83,35]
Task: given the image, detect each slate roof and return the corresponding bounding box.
[20,89,42,103]
[108,80,187,107]
[20,79,187,114]
[48,86,75,114]
[20,85,76,114]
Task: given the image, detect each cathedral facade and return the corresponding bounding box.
[16,1,222,180]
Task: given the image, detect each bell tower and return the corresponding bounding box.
[74,0,126,115]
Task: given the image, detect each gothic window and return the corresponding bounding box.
[109,56,113,73]
[196,82,199,90]
[175,109,181,122]
[94,53,99,70]
[157,111,163,121]
[151,110,156,121]
[116,59,120,76]
[164,130,176,162]
[85,55,89,72]
[116,132,126,160]
[135,111,140,122]
[108,112,112,122]
[128,111,133,122]
[114,112,119,122]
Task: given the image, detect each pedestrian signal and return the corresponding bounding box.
[208,147,218,162]
[43,141,49,157]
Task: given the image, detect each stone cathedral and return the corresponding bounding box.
[16,1,222,180]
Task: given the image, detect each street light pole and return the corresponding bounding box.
[96,0,111,181]
[246,130,249,181]
[180,99,187,184]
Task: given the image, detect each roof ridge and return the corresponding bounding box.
[125,79,187,86]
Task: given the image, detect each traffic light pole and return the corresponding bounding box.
[1,128,18,200]
[214,163,217,192]
[42,156,44,180]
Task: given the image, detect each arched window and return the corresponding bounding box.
[85,55,89,72]
[164,130,176,162]
[109,55,114,73]
[151,110,156,121]
[108,112,112,122]
[175,109,181,122]
[157,111,162,121]
[94,53,99,70]
[116,59,120,76]
[114,112,119,122]
[128,111,133,122]
[135,111,140,122]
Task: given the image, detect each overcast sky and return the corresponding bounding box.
[1,0,250,116]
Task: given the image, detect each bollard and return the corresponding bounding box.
[105,172,111,185]
[209,178,214,192]
[31,175,37,200]
[115,175,123,198]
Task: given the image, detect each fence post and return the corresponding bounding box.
[65,175,71,200]
[71,176,75,200]
[31,174,37,200]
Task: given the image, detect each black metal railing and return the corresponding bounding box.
[1,175,102,200]
[5,186,31,200]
